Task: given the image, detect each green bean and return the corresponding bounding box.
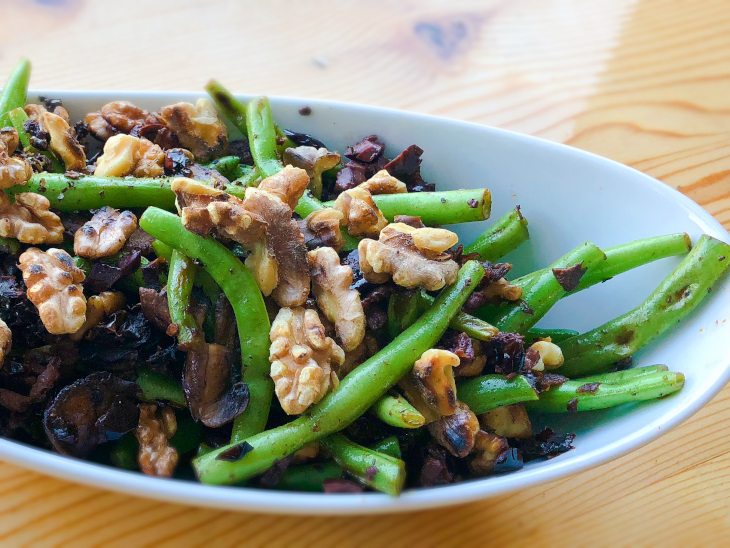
[246,96,283,179]
[416,290,498,341]
[153,239,220,308]
[231,165,261,187]
[559,235,730,377]
[513,233,692,292]
[205,80,248,134]
[7,107,64,173]
[0,59,30,126]
[524,327,579,345]
[387,292,423,340]
[464,207,529,261]
[323,189,491,226]
[167,249,199,345]
[7,173,247,212]
[206,155,242,180]
[578,364,669,384]
[273,462,343,492]
[139,207,272,442]
[293,191,360,251]
[193,260,484,485]
[489,242,606,334]
[321,434,406,496]
[370,436,402,459]
[110,432,138,471]
[0,236,20,256]
[525,370,684,413]
[369,393,425,429]
[136,367,186,406]
[457,375,539,415]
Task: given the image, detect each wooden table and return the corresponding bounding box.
[0,0,727,545]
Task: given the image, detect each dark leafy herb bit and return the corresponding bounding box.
[215,440,254,462]
[384,144,435,192]
[322,478,364,493]
[283,129,327,149]
[483,332,525,375]
[552,262,587,292]
[517,429,576,461]
[576,382,601,394]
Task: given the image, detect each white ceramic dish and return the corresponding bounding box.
[2,90,729,515]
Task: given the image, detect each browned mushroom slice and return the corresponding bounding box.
[182,340,249,427]
[427,401,480,457]
[282,146,340,197]
[43,372,140,458]
[469,430,510,476]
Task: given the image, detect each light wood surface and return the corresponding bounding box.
[0,0,728,545]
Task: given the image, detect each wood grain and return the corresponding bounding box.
[0,0,728,545]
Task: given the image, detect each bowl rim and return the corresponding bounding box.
[5,89,730,515]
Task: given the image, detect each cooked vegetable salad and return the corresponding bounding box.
[0,59,725,495]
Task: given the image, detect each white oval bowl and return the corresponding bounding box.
[4,91,729,515]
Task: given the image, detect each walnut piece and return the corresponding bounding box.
[0,317,11,367]
[257,166,311,210]
[160,98,228,161]
[74,206,137,259]
[0,127,32,189]
[84,101,163,141]
[136,403,179,478]
[358,222,459,290]
[358,170,407,195]
[269,307,345,415]
[70,291,126,342]
[427,401,480,457]
[0,192,63,244]
[283,146,340,197]
[528,340,564,371]
[309,247,365,352]
[299,207,344,251]
[412,349,459,416]
[469,430,509,476]
[172,177,264,244]
[94,134,165,177]
[333,186,388,237]
[479,404,533,439]
[40,111,86,170]
[19,247,87,335]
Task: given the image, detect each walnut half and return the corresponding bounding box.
[0,127,32,189]
[309,247,365,352]
[160,98,228,162]
[269,307,345,415]
[19,247,87,335]
[74,206,138,259]
[0,192,64,244]
[358,222,459,290]
[136,403,179,478]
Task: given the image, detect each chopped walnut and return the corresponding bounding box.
[136,403,179,478]
[269,307,345,415]
[84,101,162,141]
[74,206,137,259]
[26,102,70,124]
[291,442,320,464]
[40,111,86,170]
[528,340,564,372]
[0,192,63,244]
[70,291,126,342]
[257,166,311,210]
[309,247,365,352]
[171,177,264,244]
[481,278,523,304]
[358,222,459,290]
[479,404,533,439]
[19,247,87,334]
[469,430,509,476]
[94,134,165,178]
[358,169,407,195]
[0,317,10,367]
[0,128,32,188]
[282,146,340,197]
[243,187,310,307]
[428,401,480,457]
[299,207,344,251]
[160,98,228,161]
[412,349,459,416]
[333,186,388,237]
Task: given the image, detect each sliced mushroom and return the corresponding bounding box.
[283,146,340,198]
[182,339,249,427]
[43,372,140,458]
[427,401,480,457]
[469,430,510,476]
